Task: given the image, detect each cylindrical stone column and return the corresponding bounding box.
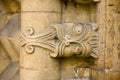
[20,0,61,80]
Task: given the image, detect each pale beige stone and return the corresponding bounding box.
[63,12,90,23]
[21,12,61,33]
[20,68,40,80]
[0,0,119,80]
[62,2,96,23]
[21,0,61,80]
[21,0,61,12]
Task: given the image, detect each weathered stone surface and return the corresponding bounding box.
[0,38,19,80]
[0,1,20,80]
[61,57,88,79]
[90,0,106,80]
[21,12,61,33]
[20,68,40,80]
[63,0,100,4]
[105,0,120,72]
[0,13,12,30]
[105,71,120,80]
[0,0,119,80]
[62,2,96,23]
[0,61,19,80]
[0,14,20,38]
[21,0,62,80]
[20,23,98,58]
[21,0,61,12]
[0,0,20,12]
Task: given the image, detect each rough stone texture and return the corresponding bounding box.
[62,3,91,23]
[21,0,61,12]
[0,0,20,13]
[21,12,61,33]
[105,72,120,80]
[0,0,119,80]
[105,0,120,80]
[21,0,61,80]
[0,0,20,80]
[61,1,98,80]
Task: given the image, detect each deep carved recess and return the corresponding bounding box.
[63,0,100,4]
[20,23,98,58]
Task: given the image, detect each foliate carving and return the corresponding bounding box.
[20,23,98,58]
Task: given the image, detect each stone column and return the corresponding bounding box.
[20,0,61,80]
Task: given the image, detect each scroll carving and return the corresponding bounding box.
[20,23,98,58]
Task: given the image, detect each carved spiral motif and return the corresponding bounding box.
[21,27,35,54]
[65,35,71,46]
[25,44,34,54]
[25,27,34,35]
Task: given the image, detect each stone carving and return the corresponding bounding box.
[20,23,98,58]
[63,0,100,4]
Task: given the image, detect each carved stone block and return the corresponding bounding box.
[20,23,98,58]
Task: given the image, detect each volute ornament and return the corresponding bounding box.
[20,23,98,58]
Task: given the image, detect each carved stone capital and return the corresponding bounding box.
[20,23,98,58]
